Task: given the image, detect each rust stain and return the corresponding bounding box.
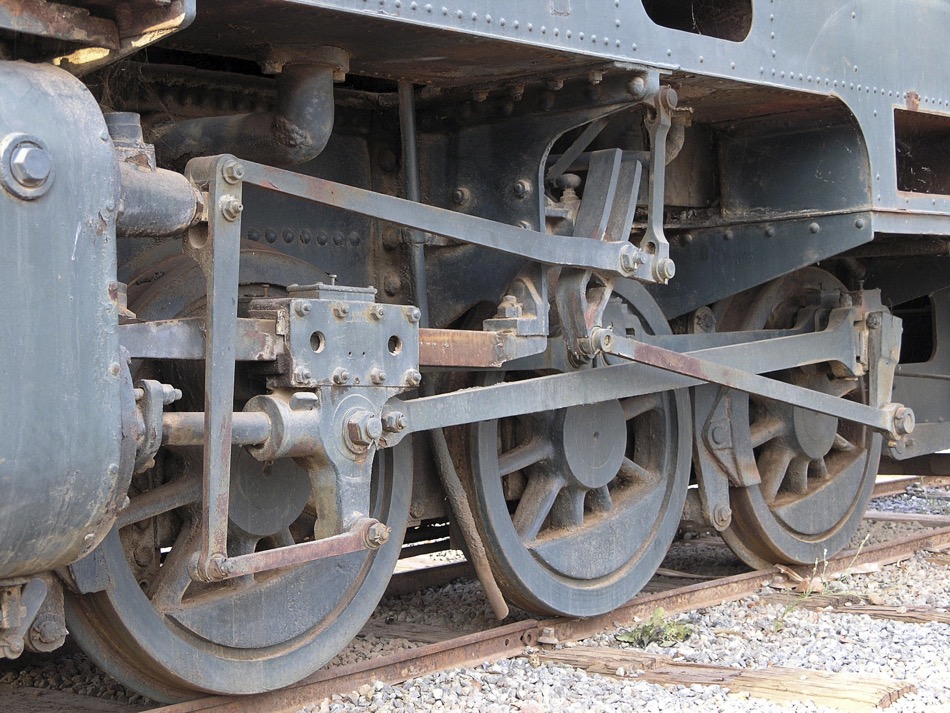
[419,328,506,368]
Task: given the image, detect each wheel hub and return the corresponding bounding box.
[558,400,627,490]
[228,448,311,537]
[789,406,838,460]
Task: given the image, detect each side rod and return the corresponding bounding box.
[588,327,913,442]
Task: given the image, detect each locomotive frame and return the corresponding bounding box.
[1,0,948,701]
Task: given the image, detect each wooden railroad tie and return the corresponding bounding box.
[539,646,915,711]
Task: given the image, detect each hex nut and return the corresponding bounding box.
[333,303,349,319]
[1,133,54,200]
[365,522,391,548]
[407,306,422,323]
[347,411,383,447]
[11,144,52,187]
[222,160,245,184]
[383,411,408,433]
[219,195,244,221]
[404,369,422,387]
[619,245,639,273]
[332,367,350,385]
[370,368,387,385]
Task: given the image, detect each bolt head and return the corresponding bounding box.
[866,312,882,329]
[627,75,647,99]
[365,522,391,548]
[222,160,245,184]
[348,411,383,447]
[894,406,915,436]
[712,505,732,530]
[405,369,422,387]
[10,144,52,187]
[512,180,529,198]
[619,245,639,273]
[655,257,676,282]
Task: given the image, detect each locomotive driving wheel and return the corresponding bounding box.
[714,268,882,569]
[461,281,691,617]
[65,247,411,702]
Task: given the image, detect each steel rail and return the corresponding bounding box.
[150,525,950,713]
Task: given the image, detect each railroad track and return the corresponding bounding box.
[4,475,950,713]
[150,524,950,713]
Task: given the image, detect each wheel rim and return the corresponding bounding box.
[65,246,411,701]
[717,268,881,569]
[465,281,691,617]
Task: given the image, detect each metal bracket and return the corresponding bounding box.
[555,149,643,361]
[691,386,754,531]
[182,154,244,582]
[132,379,182,473]
[0,578,46,659]
[248,283,421,389]
[636,87,677,285]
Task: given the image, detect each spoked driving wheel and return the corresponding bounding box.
[715,268,882,569]
[65,247,411,702]
[462,281,691,617]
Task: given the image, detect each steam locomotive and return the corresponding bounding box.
[1,0,948,701]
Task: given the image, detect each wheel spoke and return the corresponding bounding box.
[118,478,201,529]
[550,488,586,530]
[618,457,656,487]
[759,443,795,502]
[498,437,553,477]
[832,434,856,452]
[621,393,660,420]
[750,416,788,448]
[512,473,564,541]
[810,457,830,479]
[786,458,809,494]
[587,486,613,513]
[273,527,295,548]
[828,378,859,398]
[149,522,199,612]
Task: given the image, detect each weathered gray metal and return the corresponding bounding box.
[4,0,950,699]
[0,62,128,578]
